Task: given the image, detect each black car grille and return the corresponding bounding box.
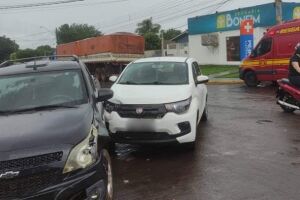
[0,169,61,199]
[116,104,167,119]
[0,152,63,172]
[0,152,63,199]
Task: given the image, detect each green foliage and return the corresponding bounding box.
[136,18,161,50]
[13,49,37,60]
[35,45,55,56]
[11,45,55,60]
[0,36,19,63]
[56,23,102,45]
[200,65,239,76]
[144,32,161,50]
[161,29,182,41]
[135,18,161,35]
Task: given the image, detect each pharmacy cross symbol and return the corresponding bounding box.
[244,22,253,33]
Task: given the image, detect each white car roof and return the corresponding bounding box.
[133,57,189,63]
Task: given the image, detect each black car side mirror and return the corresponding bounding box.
[97,89,113,102]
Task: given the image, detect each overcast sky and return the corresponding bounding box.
[0,0,299,49]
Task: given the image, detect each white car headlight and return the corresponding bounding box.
[63,125,98,174]
[165,97,191,114]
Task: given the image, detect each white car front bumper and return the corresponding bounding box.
[104,103,198,144]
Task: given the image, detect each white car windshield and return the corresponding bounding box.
[118,62,188,85]
[0,70,88,113]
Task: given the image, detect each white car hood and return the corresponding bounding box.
[110,84,192,104]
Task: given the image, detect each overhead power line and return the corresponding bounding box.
[98,0,196,31]
[103,0,229,33]
[0,0,128,13]
[0,0,84,10]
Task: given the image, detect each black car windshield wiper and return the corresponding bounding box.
[0,104,77,115]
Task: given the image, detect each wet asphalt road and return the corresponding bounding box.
[111,84,300,200]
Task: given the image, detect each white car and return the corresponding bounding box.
[104,57,208,148]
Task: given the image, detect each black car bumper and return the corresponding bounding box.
[15,159,107,200]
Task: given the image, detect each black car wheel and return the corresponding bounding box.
[244,71,258,87]
[102,149,113,200]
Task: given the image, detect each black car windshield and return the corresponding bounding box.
[0,70,88,113]
[118,62,188,85]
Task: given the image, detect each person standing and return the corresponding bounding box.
[289,43,300,88]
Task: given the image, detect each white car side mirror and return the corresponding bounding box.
[109,75,118,82]
[196,75,209,84]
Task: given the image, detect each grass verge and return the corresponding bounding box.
[200,65,239,76]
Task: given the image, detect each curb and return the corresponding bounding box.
[207,79,244,85]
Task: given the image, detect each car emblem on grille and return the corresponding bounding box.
[136,107,143,114]
[0,171,20,179]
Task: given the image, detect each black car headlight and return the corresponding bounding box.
[63,125,98,174]
[104,101,119,113]
[165,98,192,114]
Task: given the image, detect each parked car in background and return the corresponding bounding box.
[0,56,114,200]
[240,19,300,87]
[104,57,209,149]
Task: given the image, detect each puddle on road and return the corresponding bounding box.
[256,119,273,124]
[114,144,139,161]
[292,139,300,143]
[291,162,300,166]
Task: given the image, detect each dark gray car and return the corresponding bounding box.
[0,56,114,200]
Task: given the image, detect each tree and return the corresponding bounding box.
[161,29,182,41]
[144,32,161,50]
[11,45,55,60]
[0,36,19,63]
[56,23,102,45]
[13,49,37,60]
[135,18,161,50]
[35,45,55,56]
[135,18,161,35]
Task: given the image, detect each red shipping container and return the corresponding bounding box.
[56,33,145,56]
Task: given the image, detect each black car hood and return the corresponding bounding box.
[0,104,93,154]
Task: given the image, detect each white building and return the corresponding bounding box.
[188,2,300,65]
[166,31,189,57]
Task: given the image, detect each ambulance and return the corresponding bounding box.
[240,19,300,87]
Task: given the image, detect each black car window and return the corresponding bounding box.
[0,70,88,112]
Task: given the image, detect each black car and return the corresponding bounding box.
[0,56,114,200]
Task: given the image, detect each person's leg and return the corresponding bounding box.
[290,76,300,88]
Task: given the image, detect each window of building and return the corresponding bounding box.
[226,36,240,61]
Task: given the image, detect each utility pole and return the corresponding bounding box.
[161,32,164,57]
[275,0,283,24]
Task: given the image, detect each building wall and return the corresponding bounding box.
[144,50,162,57]
[166,42,189,57]
[189,27,266,65]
